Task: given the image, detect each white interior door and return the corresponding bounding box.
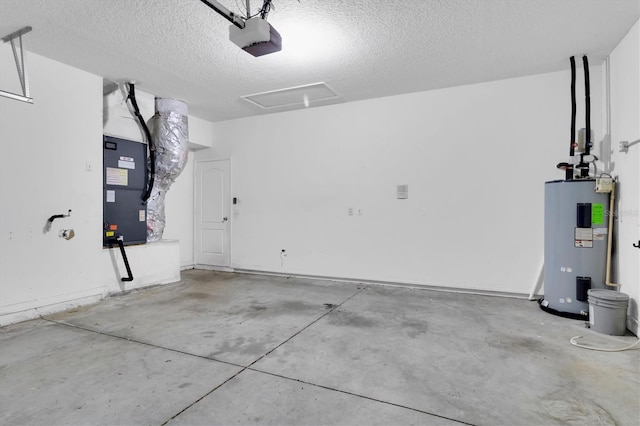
[195,159,230,268]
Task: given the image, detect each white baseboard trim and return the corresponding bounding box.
[1,290,105,327]
[106,276,181,297]
[194,264,235,273]
[232,268,531,300]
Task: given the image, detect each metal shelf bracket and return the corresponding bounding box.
[1,26,33,104]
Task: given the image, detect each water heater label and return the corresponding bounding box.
[574,227,593,248]
[106,190,115,203]
[593,227,607,240]
[592,203,605,225]
[106,167,128,186]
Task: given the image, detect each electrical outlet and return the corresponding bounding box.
[595,177,614,193]
[348,207,353,216]
[86,162,93,172]
[357,209,363,215]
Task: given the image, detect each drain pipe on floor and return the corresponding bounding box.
[109,237,134,282]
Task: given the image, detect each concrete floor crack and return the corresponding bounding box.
[245,285,370,369]
[245,367,476,426]
[160,286,374,424]
[42,318,244,369]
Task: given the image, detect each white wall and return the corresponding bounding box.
[0,47,200,325]
[0,47,105,322]
[164,154,194,268]
[606,20,640,334]
[200,69,602,295]
[3,34,627,325]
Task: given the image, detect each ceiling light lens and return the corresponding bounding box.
[276,20,343,62]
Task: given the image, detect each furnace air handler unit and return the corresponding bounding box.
[541,179,609,317]
[103,135,147,246]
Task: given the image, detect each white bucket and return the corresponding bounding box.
[588,289,628,336]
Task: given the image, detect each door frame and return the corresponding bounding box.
[193,158,233,271]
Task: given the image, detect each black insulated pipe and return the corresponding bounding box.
[110,238,134,282]
[581,55,591,178]
[127,83,155,202]
[44,209,71,232]
[582,56,591,156]
[48,210,71,224]
[567,56,577,180]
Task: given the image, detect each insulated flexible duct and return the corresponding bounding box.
[146,98,189,242]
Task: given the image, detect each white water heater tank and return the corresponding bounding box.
[541,179,610,317]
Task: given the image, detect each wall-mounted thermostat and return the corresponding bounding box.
[397,185,408,199]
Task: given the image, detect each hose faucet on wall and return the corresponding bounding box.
[44,209,71,233]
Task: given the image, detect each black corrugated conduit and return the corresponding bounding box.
[568,56,577,180]
[575,55,592,178]
[559,56,578,179]
[126,83,155,202]
[582,55,591,158]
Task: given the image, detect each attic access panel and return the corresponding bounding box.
[241,82,340,109]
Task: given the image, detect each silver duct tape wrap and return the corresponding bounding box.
[146,98,189,242]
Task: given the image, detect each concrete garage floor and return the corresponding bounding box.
[1,270,639,426]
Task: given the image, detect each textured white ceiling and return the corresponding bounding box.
[0,0,638,122]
